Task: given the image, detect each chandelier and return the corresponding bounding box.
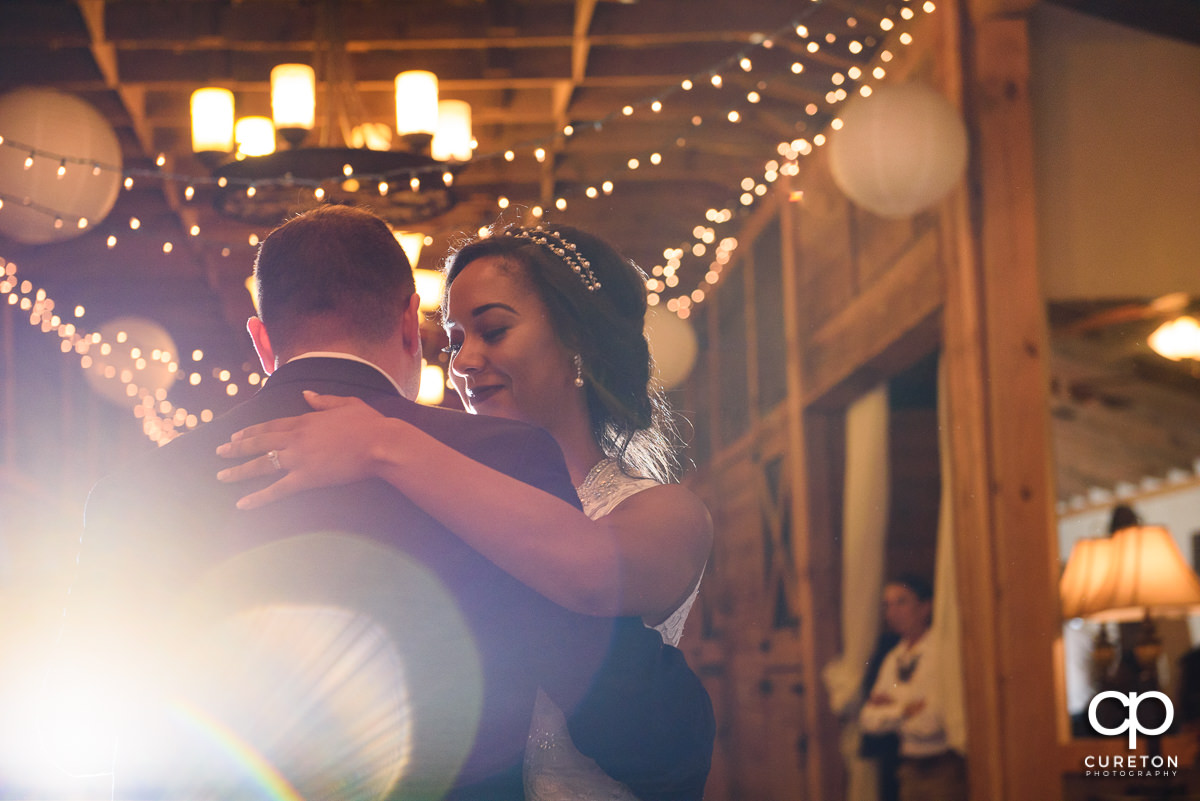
[189,13,472,229]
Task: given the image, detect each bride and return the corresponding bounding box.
[217,223,713,800]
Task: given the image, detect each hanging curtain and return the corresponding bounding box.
[934,357,968,752]
[820,383,890,801]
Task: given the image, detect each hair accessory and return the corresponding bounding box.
[504,226,601,292]
[573,353,585,388]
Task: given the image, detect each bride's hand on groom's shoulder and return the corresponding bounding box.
[215,392,387,508]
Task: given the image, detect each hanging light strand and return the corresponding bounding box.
[0,0,936,390]
[0,257,235,445]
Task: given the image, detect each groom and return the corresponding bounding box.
[66,205,712,800]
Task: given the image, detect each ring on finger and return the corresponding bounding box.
[266,449,283,471]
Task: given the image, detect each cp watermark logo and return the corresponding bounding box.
[1088,690,1173,748]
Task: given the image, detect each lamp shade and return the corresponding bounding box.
[234,116,276,158]
[1089,525,1200,621]
[1060,537,1119,620]
[1149,316,1200,361]
[393,231,424,268]
[417,361,445,406]
[432,100,472,162]
[270,64,316,132]
[413,269,445,314]
[190,88,235,154]
[351,122,394,152]
[828,82,968,218]
[394,71,439,137]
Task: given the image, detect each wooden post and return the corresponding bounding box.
[942,0,1060,797]
[779,175,845,801]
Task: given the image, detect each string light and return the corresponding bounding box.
[2,0,937,343]
[0,265,233,445]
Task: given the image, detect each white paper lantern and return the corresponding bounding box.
[84,316,178,407]
[828,83,968,219]
[0,89,123,244]
[644,306,698,390]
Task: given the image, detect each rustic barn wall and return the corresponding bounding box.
[676,2,1065,798]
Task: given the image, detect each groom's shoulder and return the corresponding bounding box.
[376,396,560,454]
[372,398,578,506]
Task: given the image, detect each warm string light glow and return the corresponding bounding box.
[635,0,932,317]
[4,247,450,442]
[0,0,931,282]
[0,0,937,445]
[0,258,233,445]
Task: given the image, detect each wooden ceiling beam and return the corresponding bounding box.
[75,0,154,156]
[96,31,763,53]
[108,42,752,84]
[99,0,799,46]
[46,75,700,95]
[75,0,250,342]
[535,0,599,205]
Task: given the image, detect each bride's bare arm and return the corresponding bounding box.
[217,392,711,619]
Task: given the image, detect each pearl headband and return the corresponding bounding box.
[503,226,601,292]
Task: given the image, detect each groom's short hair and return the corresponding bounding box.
[253,205,415,354]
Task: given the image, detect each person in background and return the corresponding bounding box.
[858,627,902,801]
[859,574,966,801]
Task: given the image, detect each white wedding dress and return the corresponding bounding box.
[523,458,702,801]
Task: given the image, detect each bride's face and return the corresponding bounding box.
[443,255,580,429]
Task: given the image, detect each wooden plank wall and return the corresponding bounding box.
[677,1,1061,799]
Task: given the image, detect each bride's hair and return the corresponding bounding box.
[443,223,680,483]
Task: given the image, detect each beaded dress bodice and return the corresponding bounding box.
[523,459,703,801]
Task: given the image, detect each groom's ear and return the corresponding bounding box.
[400,292,422,357]
[247,316,277,375]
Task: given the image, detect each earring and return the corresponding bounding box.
[573,353,585,388]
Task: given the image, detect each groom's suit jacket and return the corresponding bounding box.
[70,357,713,801]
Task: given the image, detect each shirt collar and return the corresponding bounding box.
[285,351,406,396]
